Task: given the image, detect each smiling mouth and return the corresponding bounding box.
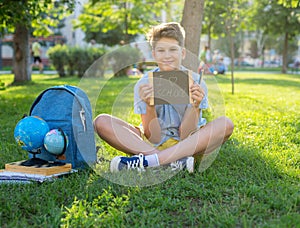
[162,61,174,65]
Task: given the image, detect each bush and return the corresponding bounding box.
[47,45,106,78]
[47,44,68,77]
[47,44,140,78]
[65,47,77,76]
[69,47,90,77]
[86,47,108,78]
[0,80,5,90]
[110,45,142,77]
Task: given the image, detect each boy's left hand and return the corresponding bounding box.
[190,83,205,108]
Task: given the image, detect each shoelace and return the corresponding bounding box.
[170,160,184,171]
[126,154,145,171]
[138,154,145,171]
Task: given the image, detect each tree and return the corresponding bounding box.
[278,0,300,8]
[0,0,75,83]
[200,0,249,94]
[164,0,185,22]
[201,0,227,49]
[74,0,166,46]
[181,0,205,72]
[251,0,300,73]
[222,0,249,94]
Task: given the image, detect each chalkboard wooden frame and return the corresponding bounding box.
[149,70,193,105]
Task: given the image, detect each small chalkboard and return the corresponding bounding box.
[149,70,193,105]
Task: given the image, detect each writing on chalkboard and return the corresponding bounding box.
[149,70,193,105]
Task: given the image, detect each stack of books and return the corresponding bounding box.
[0,159,76,184]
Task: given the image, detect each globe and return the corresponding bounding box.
[44,129,68,155]
[14,116,50,152]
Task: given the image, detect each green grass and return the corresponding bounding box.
[0,72,299,227]
[229,66,282,72]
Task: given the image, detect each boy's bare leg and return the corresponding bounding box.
[94,114,159,155]
[95,115,233,165]
[156,116,234,165]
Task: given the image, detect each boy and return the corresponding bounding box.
[94,22,234,172]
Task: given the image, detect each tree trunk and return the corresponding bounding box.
[208,25,212,49]
[229,33,235,95]
[225,20,235,95]
[181,0,205,72]
[0,39,2,69]
[282,32,288,74]
[261,46,265,68]
[13,24,31,83]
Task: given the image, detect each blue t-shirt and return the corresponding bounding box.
[134,67,209,146]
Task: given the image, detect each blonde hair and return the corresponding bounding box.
[147,22,185,49]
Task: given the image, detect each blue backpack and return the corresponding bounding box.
[29,85,97,169]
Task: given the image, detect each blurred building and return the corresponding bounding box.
[0,0,87,69]
[60,0,87,46]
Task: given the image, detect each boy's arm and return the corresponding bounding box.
[179,82,204,140]
[141,106,161,144]
[138,83,161,144]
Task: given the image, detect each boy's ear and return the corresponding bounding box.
[182,47,186,59]
[152,49,156,59]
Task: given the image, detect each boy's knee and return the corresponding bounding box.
[224,117,234,136]
[93,114,111,133]
[217,116,234,136]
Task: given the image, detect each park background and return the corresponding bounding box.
[0,0,300,227]
[1,0,300,78]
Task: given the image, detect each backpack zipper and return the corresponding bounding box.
[79,108,86,132]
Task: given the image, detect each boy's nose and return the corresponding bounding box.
[164,50,172,57]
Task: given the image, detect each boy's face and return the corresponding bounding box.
[152,37,186,71]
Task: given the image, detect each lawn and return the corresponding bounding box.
[0,72,299,227]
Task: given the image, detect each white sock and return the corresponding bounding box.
[145,154,160,167]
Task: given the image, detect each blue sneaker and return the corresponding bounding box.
[110,154,148,172]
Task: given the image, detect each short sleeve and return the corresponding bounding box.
[134,74,148,114]
[199,80,209,110]
[192,71,209,110]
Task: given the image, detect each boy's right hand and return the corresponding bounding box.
[139,84,153,106]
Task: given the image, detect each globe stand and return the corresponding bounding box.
[4,148,72,175]
[20,149,68,167]
[20,149,49,167]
